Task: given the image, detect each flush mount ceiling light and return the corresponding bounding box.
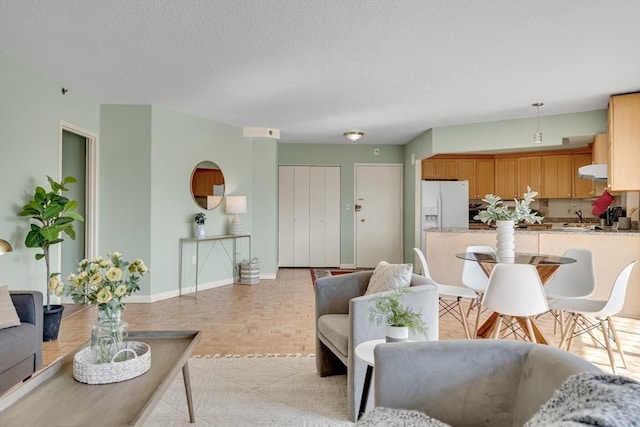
[532,102,543,144]
[344,131,364,143]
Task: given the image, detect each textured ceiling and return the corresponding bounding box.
[1,0,639,145]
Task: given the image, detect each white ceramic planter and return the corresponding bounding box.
[194,224,206,239]
[495,220,515,262]
[385,325,409,343]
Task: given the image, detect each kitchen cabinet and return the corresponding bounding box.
[278,165,340,267]
[608,93,640,191]
[458,159,495,199]
[541,155,572,198]
[494,158,518,199]
[422,158,458,180]
[517,156,541,197]
[572,153,595,198]
[592,133,608,165]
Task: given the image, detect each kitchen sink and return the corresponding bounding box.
[562,223,595,231]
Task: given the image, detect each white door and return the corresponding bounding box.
[309,167,341,267]
[293,166,310,266]
[278,166,295,266]
[355,164,403,267]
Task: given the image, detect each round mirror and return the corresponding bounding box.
[190,161,225,210]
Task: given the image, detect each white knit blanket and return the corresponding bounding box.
[525,372,640,427]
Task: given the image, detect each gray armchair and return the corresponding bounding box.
[315,271,439,421]
[372,340,600,427]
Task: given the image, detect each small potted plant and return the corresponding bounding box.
[369,288,428,342]
[193,213,206,239]
[18,176,83,341]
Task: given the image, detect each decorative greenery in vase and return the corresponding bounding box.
[473,186,544,225]
[18,176,84,309]
[369,288,428,338]
[194,212,207,225]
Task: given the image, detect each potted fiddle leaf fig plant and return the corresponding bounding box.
[19,176,84,341]
[369,288,428,342]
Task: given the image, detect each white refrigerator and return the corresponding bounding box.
[421,180,469,231]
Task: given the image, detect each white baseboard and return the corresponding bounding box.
[260,273,277,280]
[125,278,234,303]
[339,264,356,269]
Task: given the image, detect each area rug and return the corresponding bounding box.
[147,355,352,426]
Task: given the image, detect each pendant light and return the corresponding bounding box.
[344,131,364,143]
[532,103,543,144]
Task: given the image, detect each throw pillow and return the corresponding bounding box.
[525,371,640,426]
[0,285,21,329]
[356,407,451,427]
[364,261,413,295]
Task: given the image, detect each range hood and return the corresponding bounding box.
[578,164,607,181]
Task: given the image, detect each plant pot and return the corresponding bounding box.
[385,325,409,343]
[43,304,65,342]
[194,223,206,239]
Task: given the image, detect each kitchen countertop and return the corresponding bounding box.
[427,226,640,236]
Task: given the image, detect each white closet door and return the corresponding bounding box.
[324,167,341,267]
[293,166,310,266]
[309,167,326,266]
[278,166,295,266]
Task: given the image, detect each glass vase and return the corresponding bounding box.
[91,306,129,364]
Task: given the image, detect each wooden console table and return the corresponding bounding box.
[179,234,251,297]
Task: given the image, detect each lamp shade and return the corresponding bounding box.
[0,239,12,255]
[226,196,247,214]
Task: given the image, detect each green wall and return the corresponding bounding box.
[0,51,100,296]
[278,143,405,266]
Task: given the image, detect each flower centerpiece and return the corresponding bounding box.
[369,288,427,342]
[193,212,207,238]
[66,252,148,363]
[474,187,544,260]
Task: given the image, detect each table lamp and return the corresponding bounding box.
[226,196,247,235]
[0,239,12,255]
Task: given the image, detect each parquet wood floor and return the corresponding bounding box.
[44,268,640,380]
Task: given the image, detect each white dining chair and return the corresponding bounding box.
[482,263,549,343]
[461,245,496,337]
[542,248,596,335]
[414,248,478,339]
[551,260,638,374]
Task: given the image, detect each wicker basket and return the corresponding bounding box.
[73,341,151,384]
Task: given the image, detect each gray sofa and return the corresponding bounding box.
[315,271,439,421]
[0,291,43,394]
[369,340,600,427]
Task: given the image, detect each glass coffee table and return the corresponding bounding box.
[0,330,201,426]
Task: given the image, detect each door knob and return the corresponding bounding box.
[360,219,365,222]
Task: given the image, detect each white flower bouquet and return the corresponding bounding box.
[65,252,148,310]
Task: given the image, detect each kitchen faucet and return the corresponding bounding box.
[574,210,583,223]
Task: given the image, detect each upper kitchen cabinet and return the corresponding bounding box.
[422,158,458,180]
[608,93,640,191]
[572,153,595,198]
[541,155,572,198]
[459,158,495,199]
[494,158,518,199]
[517,156,541,196]
[592,133,609,164]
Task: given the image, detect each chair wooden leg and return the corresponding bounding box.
[558,310,565,336]
[493,315,503,339]
[599,318,617,374]
[457,299,472,339]
[607,317,628,369]
[525,317,537,343]
[559,313,577,350]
